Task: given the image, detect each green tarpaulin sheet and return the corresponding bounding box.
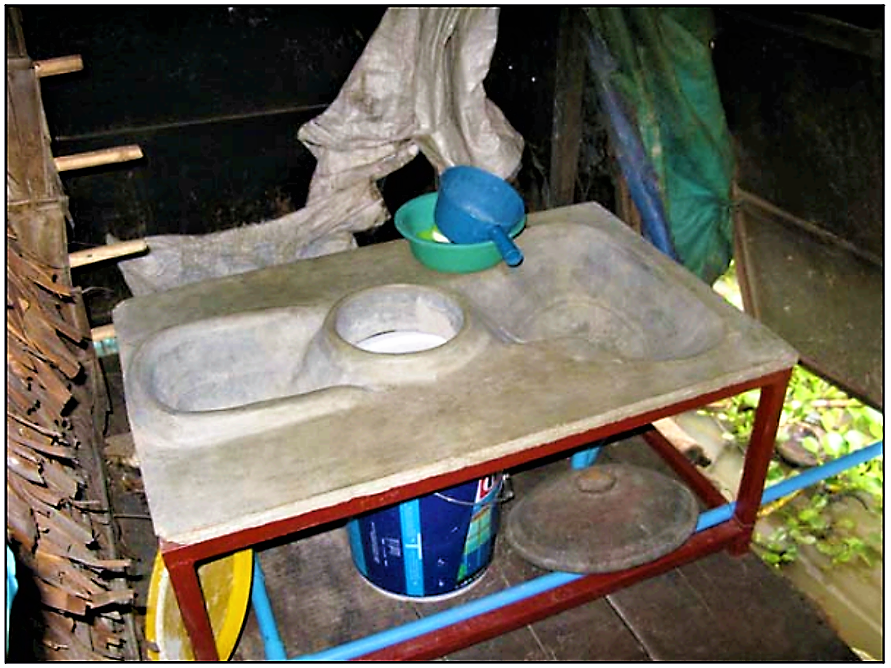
[586,7,735,285]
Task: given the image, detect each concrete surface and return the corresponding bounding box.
[113,202,797,545]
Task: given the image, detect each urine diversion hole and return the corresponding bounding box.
[334,286,463,355]
[355,330,449,354]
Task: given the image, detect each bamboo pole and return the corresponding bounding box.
[54,145,143,173]
[34,55,84,78]
[90,324,115,342]
[69,239,148,268]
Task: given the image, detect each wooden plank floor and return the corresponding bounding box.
[98,354,858,662]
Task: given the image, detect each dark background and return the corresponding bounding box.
[712,6,883,256]
[16,6,883,329]
[19,7,577,325]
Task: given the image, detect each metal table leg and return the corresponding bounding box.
[730,368,792,553]
[161,540,220,662]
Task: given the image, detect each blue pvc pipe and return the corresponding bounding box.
[7,545,18,654]
[254,440,882,661]
[584,26,679,261]
[696,439,883,532]
[571,445,602,470]
[251,556,288,661]
[294,571,580,662]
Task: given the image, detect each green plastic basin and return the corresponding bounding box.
[394,192,525,273]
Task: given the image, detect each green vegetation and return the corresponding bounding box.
[706,263,883,569]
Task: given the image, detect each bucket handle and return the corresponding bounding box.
[432,473,514,506]
[488,226,524,267]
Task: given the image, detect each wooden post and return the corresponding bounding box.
[6,6,26,59]
[548,7,587,208]
[615,169,643,233]
[6,6,141,658]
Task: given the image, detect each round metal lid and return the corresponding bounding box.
[505,464,700,574]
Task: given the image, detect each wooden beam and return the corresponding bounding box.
[734,186,882,266]
[643,426,729,508]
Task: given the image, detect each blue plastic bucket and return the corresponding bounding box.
[347,474,503,599]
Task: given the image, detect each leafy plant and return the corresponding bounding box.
[706,263,884,569]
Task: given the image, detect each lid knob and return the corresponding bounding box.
[576,468,617,494]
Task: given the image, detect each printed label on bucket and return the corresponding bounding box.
[456,475,498,584]
[347,474,501,598]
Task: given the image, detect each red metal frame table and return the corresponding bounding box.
[112,202,797,661]
[159,368,791,661]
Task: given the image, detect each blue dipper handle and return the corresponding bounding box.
[489,225,524,267]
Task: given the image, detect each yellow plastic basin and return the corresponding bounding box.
[145,549,253,661]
